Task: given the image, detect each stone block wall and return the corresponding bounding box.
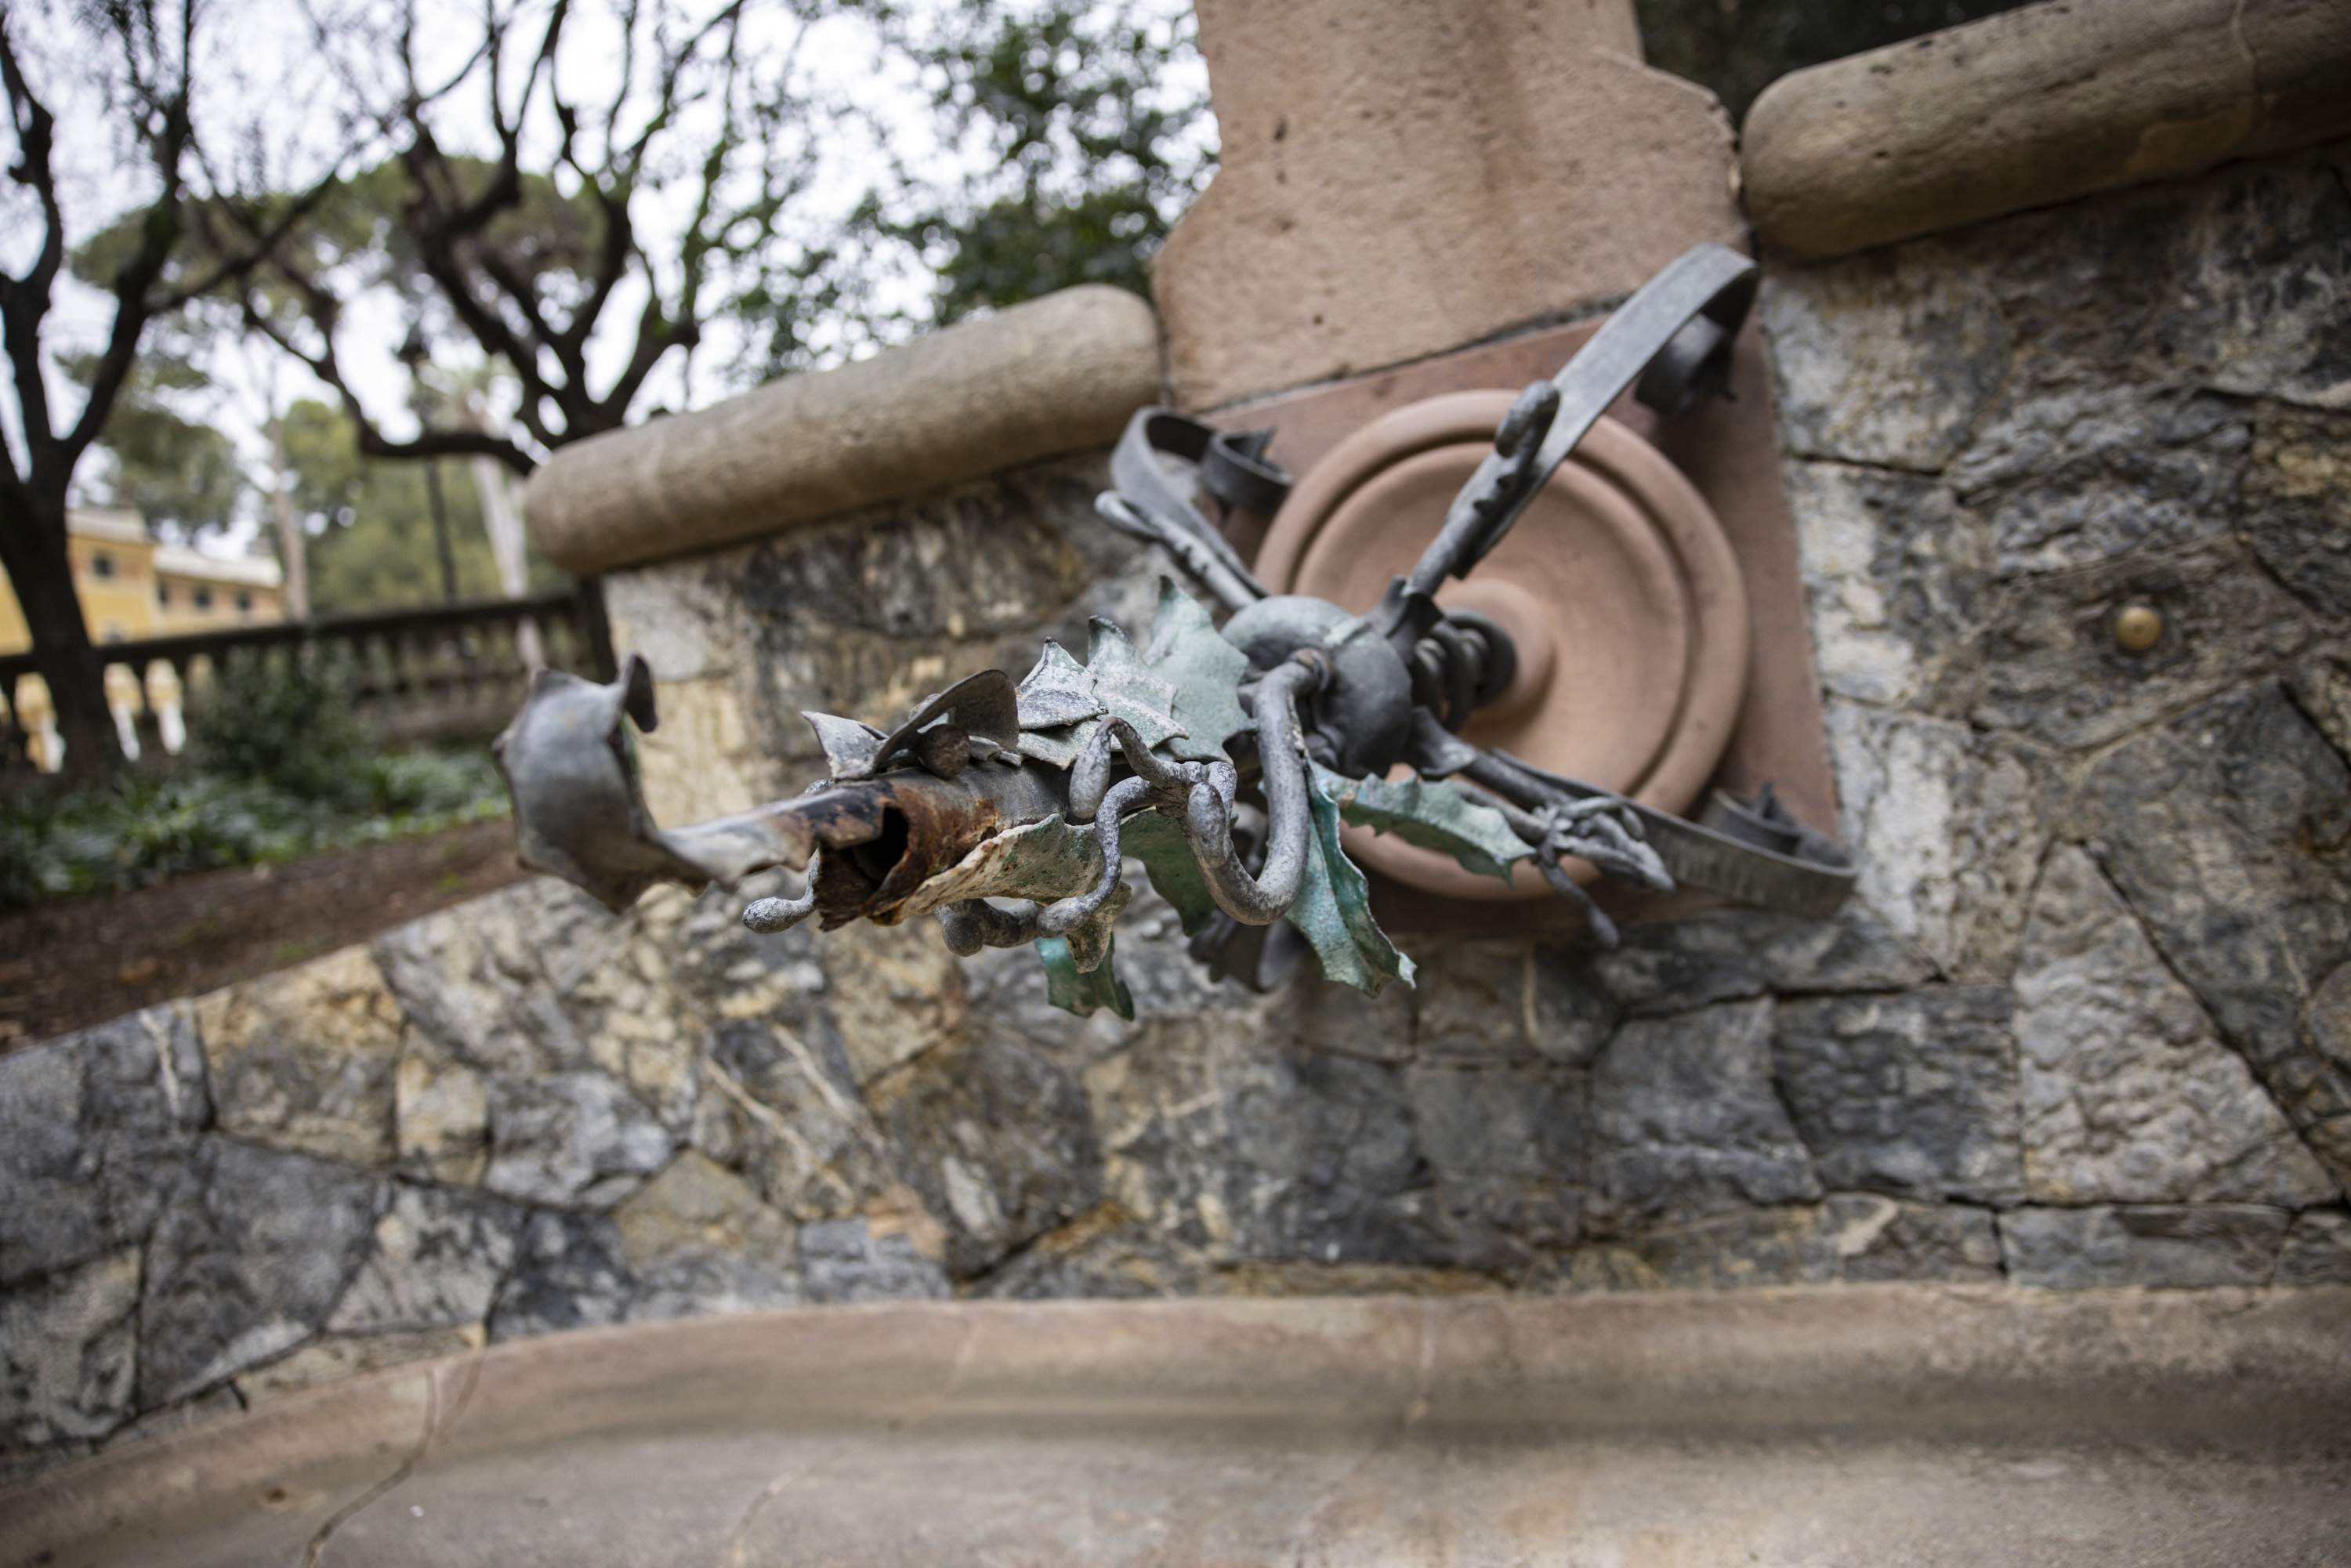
[5,141,2349,1479]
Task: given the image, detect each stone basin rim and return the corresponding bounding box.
[10,1281,2351,1567]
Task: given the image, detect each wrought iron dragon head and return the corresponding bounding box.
[494,244,1854,1019]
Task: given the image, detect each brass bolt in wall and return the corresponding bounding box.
[2113,604,2164,654]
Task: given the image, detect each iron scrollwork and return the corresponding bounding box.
[494,244,1856,1018]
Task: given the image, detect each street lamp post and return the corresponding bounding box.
[398,325,460,604]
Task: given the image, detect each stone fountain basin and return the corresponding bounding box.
[9,1286,2349,1567]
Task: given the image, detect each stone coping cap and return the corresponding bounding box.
[11,1285,2349,1565]
[1742,0,2351,261]
[525,284,1162,576]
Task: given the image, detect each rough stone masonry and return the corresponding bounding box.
[4,139,2349,1483]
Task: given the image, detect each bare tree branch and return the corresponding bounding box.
[152,172,340,312]
[0,436,27,514]
[217,0,845,473]
[0,16,67,486]
[241,296,535,473]
[0,0,385,772]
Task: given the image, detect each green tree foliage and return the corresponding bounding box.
[215,0,855,472]
[71,2,860,466]
[76,160,589,609]
[868,1,1212,338]
[76,152,609,374]
[675,0,1217,384]
[0,0,346,773]
[64,349,246,541]
[273,399,559,613]
[72,2,1213,411]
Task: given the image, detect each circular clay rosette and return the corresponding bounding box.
[1256,392,1751,901]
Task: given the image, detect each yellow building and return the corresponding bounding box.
[150,541,287,636]
[1,509,287,770]
[0,507,286,654]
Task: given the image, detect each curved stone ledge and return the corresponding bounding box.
[524,285,1162,575]
[11,1288,2349,1566]
[1742,0,2351,262]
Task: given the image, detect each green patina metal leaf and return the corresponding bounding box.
[895,813,1101,922]
[1015,725,1089,768]
[1310,763,1531,883]
[1038,933,1135,1019]
[1143,578,1252,764]
[1014,641,1101,730]
[801,712,886,780]
[1012,581,1248,769]
[1120,806,1219,935]
[1085,616,1185,751]
[1286,773,1415,994]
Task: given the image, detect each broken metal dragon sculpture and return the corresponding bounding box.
[493,244,1855,1019]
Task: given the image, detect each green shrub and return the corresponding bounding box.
[0,774,304,904]
[355,747,505,817]
[0,743,509,910]
[184,650,368,801]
